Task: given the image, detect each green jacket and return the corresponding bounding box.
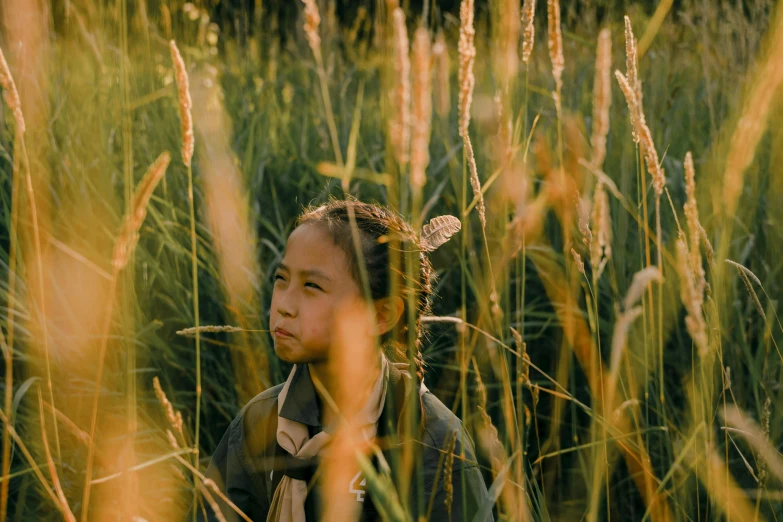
[197,362,493,522]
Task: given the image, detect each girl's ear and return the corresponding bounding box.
[372,296,405,336]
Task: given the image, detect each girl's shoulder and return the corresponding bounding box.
[228,383,285,461]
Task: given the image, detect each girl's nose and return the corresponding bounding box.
[275,290,296,318]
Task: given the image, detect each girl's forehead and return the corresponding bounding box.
[282,223,350,273]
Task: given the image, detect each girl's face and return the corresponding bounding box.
[270,223,363,364]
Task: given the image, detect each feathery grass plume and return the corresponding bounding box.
[433,32,450,118]
[615,71,665,196]
[496,0,520,83]
[442,429,458,519]
[722,403,783,486]
[112,152,171,271]
[301,0,322,58]
[547,0,564,110]
[722,8,783,217]
[390,8,411,167]
[675,236,708,356]
[166,430,179,450]
[410,26,432,189]
[521,0,536,64]
[464,136,487,229]
[624,16,639,102]
[199,483,229,522]
[458,0,476,138]
[176,325,245,336]
[169,41,194,167]
[590,181,611,281]
[153,376,184,437]
[683,152,706,294]
[591,29,612,169]
[0,47,25,133]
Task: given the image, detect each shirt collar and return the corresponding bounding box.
[278,364,322,427]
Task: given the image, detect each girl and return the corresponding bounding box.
[198,198,492,522]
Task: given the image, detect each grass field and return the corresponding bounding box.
[0,0,782,520]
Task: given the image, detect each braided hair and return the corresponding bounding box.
[296,197,436,379]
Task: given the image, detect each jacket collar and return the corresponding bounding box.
[278,364,321,427]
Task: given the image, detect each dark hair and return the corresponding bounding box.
[296,196,436,379]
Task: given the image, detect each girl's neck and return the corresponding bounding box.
[307,353,383,428]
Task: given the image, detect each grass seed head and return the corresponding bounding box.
[112,152,171,271]
[458,0,476,137]
[547,0,564,89]
[170,41,194,167]
[390,7,411,166]
[433,32,451,118]
[411,26,432,189]
[591,29,612,169]
[301,0,322,57]
[521,0,536,65]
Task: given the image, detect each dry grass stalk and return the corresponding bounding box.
[683,152,706,296]
[153,376,184,437]
[521,0,536,65]
[591,29,612,169]
[169,41,194,167]
[458,0,476,138]
[547,0,564,106]
[0,47,25,133]
[433,32,450,118]
[176,325,245,336]
[301,0,322,58]
[725,260,766,321]
[615,71,665,196]
[510,327,530,386]
[390,8,411,167]
[442,429,458,519]
[199,482,228,522]
[675,236,708,356]
[112,152,171,271]
[590,181,611,281]
[464,136,487,230]
[411,26,432,189]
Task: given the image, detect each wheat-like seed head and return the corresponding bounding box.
[683,152,706,295]
[0,46,25,134]
[410,26,432,189]
[112,152,171,271]
[623,266,663,311]
[169,41,194,167]
[153,376,184,436]
[464,135,486,230]
[176,325,244,335]
[591,29,612,169]
[615,70,665,195]
[433,32,451,118]
[390,8,411,167]
[547,0,564,90]
[571,248,586,276]
[458,0,476,138]
[442,428,458,519]
[521,0,536,65]
[496,0,520,84]
[675,236,708,357]
[624,17,638,93]
[301,0,322,58]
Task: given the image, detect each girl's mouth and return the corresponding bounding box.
[274,327,293,338]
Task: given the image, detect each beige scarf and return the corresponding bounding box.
[266,356,389,522]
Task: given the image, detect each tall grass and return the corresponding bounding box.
[0,1,781,520]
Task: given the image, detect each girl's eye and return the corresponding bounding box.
[305,282,322,290]
[274,274,285,282]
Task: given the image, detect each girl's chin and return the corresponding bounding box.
[274,342,324,365]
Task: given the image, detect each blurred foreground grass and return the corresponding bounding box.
[0,0,782,520]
